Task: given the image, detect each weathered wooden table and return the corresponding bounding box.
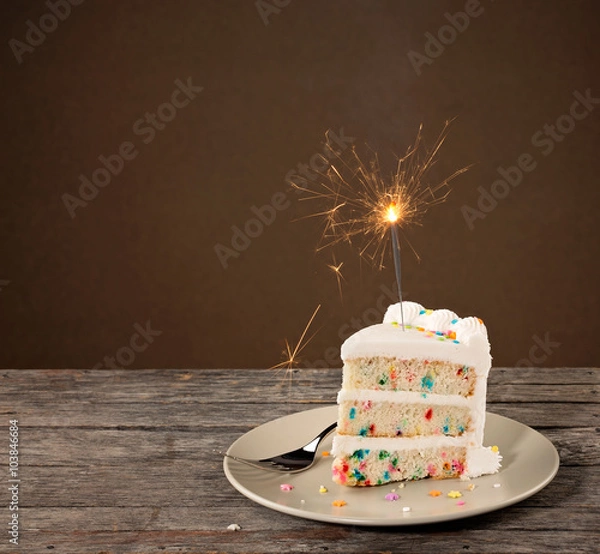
[1,368,598,553]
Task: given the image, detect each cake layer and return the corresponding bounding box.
[342,357,476,396]
[331,434,502,485]
[332,446,468,486]
[337,396,472,438]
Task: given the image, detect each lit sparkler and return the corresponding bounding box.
[387,202,405,329]
[294,122,468,325]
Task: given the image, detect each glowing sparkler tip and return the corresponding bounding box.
[386,203,400,223]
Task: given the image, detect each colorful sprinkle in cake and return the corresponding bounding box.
[331,301,501,487]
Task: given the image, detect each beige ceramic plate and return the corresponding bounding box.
[223,406,559,526]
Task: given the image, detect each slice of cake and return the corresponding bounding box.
[331,301,501,486]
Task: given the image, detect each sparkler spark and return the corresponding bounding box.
[270,305,321,397]
[294,122,469,267]
[326,255,345,301]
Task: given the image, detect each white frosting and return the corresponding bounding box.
[465,446,503,478]
[382,302,488,344]
[336,301,500,478]
[332,433,473,454]
[337,389,471,407]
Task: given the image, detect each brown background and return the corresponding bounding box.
[1,0,598,370]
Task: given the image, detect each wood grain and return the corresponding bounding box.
[0,367,598,554]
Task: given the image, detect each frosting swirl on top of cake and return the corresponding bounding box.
[383,302,488,343]
[419,309,459,332]
[384,301,424,325]
[452,316,488,343]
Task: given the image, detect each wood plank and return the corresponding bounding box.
[485,403,598,428]
[2,367,599,387]
[12,462,598,509]
[2,367,599,392]
[1,369,598,404]
[489,367,599,385]
[541,428,600,466]
[2,400,597,429]
[487,384,599,404]
[11,425,599,469]
[11,528,600,553]
[0,369,338,404]
[19,505,599,533]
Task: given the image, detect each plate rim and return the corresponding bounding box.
[223,405,560,526]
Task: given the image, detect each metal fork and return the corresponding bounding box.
[217,421,337,473]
